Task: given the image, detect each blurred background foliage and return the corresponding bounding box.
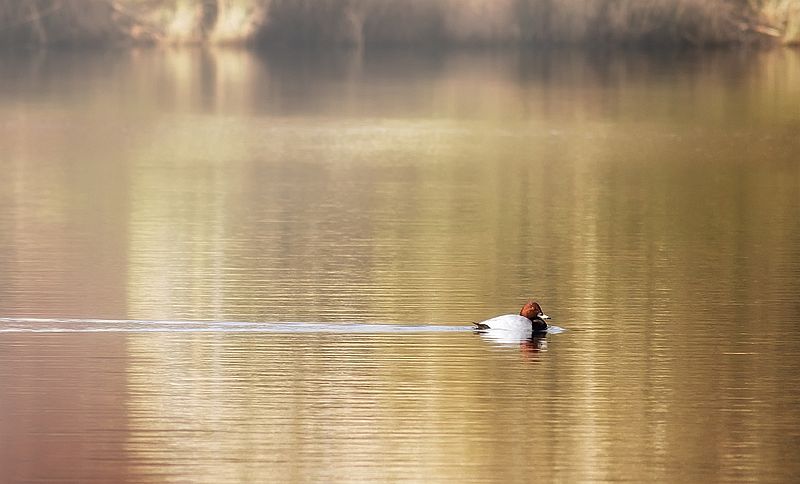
[0,0,798,48]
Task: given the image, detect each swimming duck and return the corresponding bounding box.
[473,301,550,332]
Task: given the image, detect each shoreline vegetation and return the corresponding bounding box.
[0,0,798,49]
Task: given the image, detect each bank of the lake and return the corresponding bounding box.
[1,0,799,48]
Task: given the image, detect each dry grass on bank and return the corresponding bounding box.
[761,0,800,44]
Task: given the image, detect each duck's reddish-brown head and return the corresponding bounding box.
[519,301,550,321]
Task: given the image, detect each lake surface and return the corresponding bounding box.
[1,47,799,482]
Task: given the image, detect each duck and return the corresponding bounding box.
[473,301,551,332]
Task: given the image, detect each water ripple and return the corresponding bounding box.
[0,317,473,333]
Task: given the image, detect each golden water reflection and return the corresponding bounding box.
[1,48,799,482]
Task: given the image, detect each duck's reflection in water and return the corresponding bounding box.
[519,335,548,354]
[476,328,549,359]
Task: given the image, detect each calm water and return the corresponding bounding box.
[1,48,799,482]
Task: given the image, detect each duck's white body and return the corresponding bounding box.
[476,314,536,331]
